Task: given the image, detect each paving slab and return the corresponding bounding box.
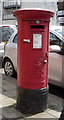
[0,93,16,108]
[48,94,63,112]
[47,109,61,118]
[0,69,4,74]
[2,107,24,119]
[0,113,2,120]
[24,108,61,119]
[3,89,17,99]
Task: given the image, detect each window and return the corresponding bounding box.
[50,32,64,47]
[13,34,18,43]
[2,27,14,42]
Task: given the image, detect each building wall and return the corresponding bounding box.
[57,0,64,25]
[2,0,58,25]
[22,1,57,25]
[0,0,2,24]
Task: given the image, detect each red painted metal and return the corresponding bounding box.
[13,9,54,89]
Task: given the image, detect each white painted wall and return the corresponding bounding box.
[22,1,58,25]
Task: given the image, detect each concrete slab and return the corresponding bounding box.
[0,113,2,120]
[17,118,25,120]
[25,108,61,119]
[0,69,4,74]
[2,107,24,119]
[3,89,17,99]
[47,109,61,118]
[0,93,16,108]
[48,94,63,112]
[2,83,16,91]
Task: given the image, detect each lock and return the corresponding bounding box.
[44,60,48,63]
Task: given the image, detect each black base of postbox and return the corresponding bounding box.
[16,86,48,114]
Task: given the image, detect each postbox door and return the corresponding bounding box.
[29,26,49,89]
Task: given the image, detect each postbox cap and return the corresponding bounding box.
[13,8,54,20]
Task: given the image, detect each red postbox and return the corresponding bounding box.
[13,9,54,114]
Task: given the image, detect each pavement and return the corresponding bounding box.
[0,68,63,120]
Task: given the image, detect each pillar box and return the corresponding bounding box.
[13,9,54,114]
